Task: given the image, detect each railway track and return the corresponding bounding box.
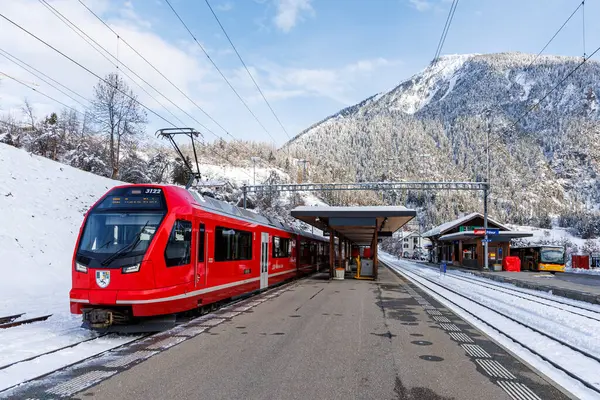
[0,333,111,372]
[412,260,600,315]
[0,314,24,325]
[0,275,301,396]
[384,260,600,397]
[0,314,52,329]
[416,267,600,323]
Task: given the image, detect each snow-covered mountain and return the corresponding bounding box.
[285,52,600,236]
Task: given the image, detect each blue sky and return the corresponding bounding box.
[1,0,598,147]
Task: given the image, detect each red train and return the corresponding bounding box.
[69,184,328,329]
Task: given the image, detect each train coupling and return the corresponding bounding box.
[82,308,130,329]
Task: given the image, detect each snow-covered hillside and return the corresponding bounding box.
[0,143,121,316]
[285,52,600,235]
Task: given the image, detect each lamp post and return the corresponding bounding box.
[251,156,261,186]
[483,108,491,271]
[296,159,308,183]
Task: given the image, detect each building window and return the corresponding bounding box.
[404,238,408,242]
[165,220,192,267]
[404,243,409,248]
[272,236,291,258]
[215,226,252,261]
[413,238,419,245]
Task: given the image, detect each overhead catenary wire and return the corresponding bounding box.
[0,48,90,109]
[76,0,281,173]
[486,0,589,148]
[433,0,459,62]
[0,12,179,128]
[76,0,239,144]
[204,0,291,141]
[1,72,84,117]
[38,0,189,129]
[0,11,250,180]
[511,43,600,128]
[524,1,584,70]
[0,47,89,105]
[76,0,290,184]
[582,0,586,59]
[164,0,280,146]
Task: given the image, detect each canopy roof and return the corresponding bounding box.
[422,212,510,238]
[438,231,533,242]
[291,206,416,245]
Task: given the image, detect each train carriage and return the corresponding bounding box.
[70,184,326,329]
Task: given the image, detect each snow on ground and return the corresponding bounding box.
[0,334,138,392]
[508,223,589,249]
[0,143,136,391]
[381,253,600,399]
[0,143,122,318]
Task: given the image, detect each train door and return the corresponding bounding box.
[195,223,206,288]
[260,232,269,289]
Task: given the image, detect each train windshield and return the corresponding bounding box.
[540,248,564,264]
[78,213,163,258]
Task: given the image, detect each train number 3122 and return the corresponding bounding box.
[145,188,162,194]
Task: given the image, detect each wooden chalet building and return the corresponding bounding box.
[422,213,533,270]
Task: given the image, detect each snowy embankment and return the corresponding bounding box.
[0,143,121,317]
[0,143,129,392]
[381,253,600,400]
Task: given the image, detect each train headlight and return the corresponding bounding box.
[75,262,88,273]
[122,263,141,274]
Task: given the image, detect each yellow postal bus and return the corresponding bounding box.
[510,245,565,273]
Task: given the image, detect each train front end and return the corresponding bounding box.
[69,185,178,329]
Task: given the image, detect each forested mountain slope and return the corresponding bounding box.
[284,52,600,236]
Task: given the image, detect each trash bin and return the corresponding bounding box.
[334,268,345,280]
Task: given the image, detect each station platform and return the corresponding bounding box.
[62,267,567,400]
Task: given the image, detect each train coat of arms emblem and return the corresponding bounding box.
[96,270,110,288]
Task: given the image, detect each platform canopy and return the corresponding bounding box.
[291,206,417,245]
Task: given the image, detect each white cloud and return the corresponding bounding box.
[0,0,218,131]
[119,1,152,29]
[215,2,234,12]
[408,0,453,12]
[409,0,432,12]
[0,0,403,146]
[247,58,403,105]
[273,0,314,33]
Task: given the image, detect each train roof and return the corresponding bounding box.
[184,187,327,242]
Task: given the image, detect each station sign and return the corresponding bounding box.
[474,228,500,235]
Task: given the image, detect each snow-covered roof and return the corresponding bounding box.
[291,205,411,215]
[291,205,416,245]
[400,231,430,239]
[422,212,510,238]
[438,231,532,241]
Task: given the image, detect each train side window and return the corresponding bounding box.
[215,226,252,261]
[198,224,205,263]
[272,236,290,258]
[165,220,192,267]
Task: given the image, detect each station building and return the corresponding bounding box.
[422,212,533,269]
